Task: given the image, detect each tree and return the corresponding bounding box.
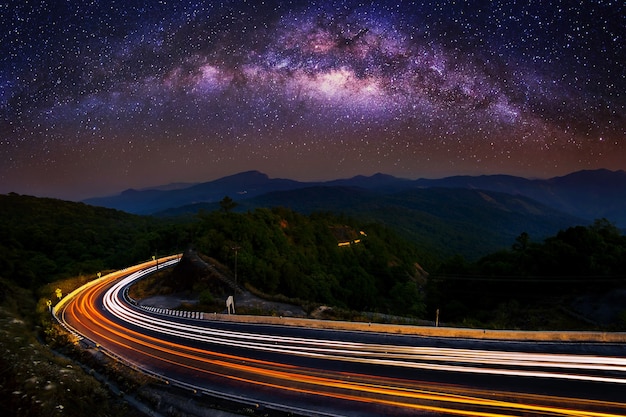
[512,232,530,253]
[390,280,425,317]
[219,196,238,213]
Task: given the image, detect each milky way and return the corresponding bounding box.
[1,0,624,200]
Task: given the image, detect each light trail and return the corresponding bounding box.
[58,258,626,416]
[101,268,626,385]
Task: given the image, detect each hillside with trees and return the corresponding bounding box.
[2,193,625,329]
[158,185,583,260]
[429,219,626,329]
[0,193,428,317]
[191,206,427,316]
[0,193,187,289]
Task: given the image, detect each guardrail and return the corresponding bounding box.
[203,313,626,343]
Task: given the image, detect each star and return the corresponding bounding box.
[0,0,623,200]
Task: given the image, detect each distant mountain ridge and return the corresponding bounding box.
[84,169,626,227]
[78,168,626,260]
[85,170,308,214]
[413,169,626,226]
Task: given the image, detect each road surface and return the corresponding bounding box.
[57,257,626,416]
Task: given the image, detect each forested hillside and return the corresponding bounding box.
[0,194,427,317]
[2,193,625,329]
[192,206,427,315]
[0,193,187,288]
[157,185,582,260]
[430,219,626,329]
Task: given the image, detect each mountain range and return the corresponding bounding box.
[84,169,626,259]
[84,169,626,224]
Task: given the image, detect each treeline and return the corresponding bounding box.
[193,206,426,316]
[0,193,187,288]
[428,219,626,326]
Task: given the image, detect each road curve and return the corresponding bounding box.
[57,257,626,417]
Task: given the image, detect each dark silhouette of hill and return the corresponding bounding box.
[160,249,239,296]
[0,193,187,288]
[84,170,309,214]
[84,169,626,228]
[324,173,413,192]
[413,169,626,227]
[243,186,583,259]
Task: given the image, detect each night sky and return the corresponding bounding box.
[1,1,624,200]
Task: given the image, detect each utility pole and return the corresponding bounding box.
[231,245,240,287]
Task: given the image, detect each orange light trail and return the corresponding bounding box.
[58,259,626,417]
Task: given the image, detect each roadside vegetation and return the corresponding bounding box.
[0,193,189,290]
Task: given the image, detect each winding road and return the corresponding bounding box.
[56,256,626,416]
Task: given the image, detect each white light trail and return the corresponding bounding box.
[101,263,626,386]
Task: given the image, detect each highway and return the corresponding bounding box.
[57,257,626,416]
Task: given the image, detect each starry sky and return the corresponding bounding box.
[1,1,624,200]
